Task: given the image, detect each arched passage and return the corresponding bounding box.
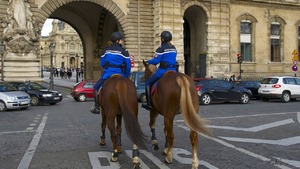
[40,1,125,80]
[183,5,208,78]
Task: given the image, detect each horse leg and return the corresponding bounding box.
[116,115,122,153]
[100,113,106,146]
[149,111,159,151]
[190,130,199,169]
[132,144,140,169]
[164,117,174,164]
[107,120,119,162]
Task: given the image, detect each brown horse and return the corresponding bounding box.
[98,74,147,168]
[143,60,211,169]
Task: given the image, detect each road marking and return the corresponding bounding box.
[17,113,48,169]
[139,150,170,169]
[274,157,300,168]
[219,136,300,146]
[207,119,294,132]
[172,148,218,169]
[0,130,33,135]
[88,152,120,169]
[177,124,292,169]
[297,112,300,124]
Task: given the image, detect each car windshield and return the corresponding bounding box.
[28,83,47,90]
[260,78,278,84]
[0,82,18,92]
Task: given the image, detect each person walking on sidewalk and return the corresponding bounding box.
[90,32,131,114]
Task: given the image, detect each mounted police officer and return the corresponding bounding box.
[90,32,131,114]
[142,31,178,110]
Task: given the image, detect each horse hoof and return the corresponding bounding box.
[110,157,118,162]
[100,139,106,146]
[133,156,140,169]
[164,158,172,164]
[152,144,159,151]
[133,164,140,169]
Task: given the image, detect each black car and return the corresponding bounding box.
[194,78,252,105]
[9,81,63,106]
[235,80,260,99]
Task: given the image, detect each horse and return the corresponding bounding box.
[98,74,147,168]
[142,60,211,169]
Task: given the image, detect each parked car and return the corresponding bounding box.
[0,81,31,112]
[235,80,260,99]
[194,78,252,105]
[130,71,146,103]
[70,81,95,102]
[9,81,63,106]
[258,76,300,102]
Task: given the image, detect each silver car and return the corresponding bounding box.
[0,81,31,112]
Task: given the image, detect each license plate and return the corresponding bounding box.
[20,101,29,105]
[54,97,60,100]
[262,90,269,93]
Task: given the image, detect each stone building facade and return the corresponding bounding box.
[40,20,83,71]
[0,0,300,81]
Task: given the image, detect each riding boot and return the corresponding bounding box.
[90,90,101,114]
[142,86,153,110]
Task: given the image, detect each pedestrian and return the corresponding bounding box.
[90,32,131,114]
[142,31,178,110]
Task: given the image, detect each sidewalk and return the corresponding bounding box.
[43,71,83,89]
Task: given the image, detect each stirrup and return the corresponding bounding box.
[142,103,153,110]
[90,105,101,114]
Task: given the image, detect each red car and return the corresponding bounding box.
[70,81,95,102]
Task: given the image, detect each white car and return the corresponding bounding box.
[0,81,31,112]
[258,76,300,102]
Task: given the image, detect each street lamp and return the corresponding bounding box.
[0,40,5,81]
[49,43,55,90]
[75,53,79,83]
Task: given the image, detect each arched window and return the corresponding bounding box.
[240,20,252,61]
[270,22,281,62]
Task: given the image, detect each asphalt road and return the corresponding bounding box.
[0,91,299,169]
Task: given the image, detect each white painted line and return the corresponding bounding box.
[29,123,36,127]
[88,152,120,169]
[17,113,48,169]
[33,120,38,123]
[297,112,300,124]
[207,119,294,132]
[172,148,218,169]
[275,157,300,168]
[125,150,150,169]
[219,136,300,146]
[26,127,34,131]
[177,124,292,169]
[140,150,171,169]
[204,112,298,120]
[0,130,33,135]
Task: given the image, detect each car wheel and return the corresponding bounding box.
[0,101,7,112]
[200,93,211,105]
[240,93,250,104]
[78,94,87,102]
[139,93,146,103]
[31,96,39,106]
[281,91,291,103]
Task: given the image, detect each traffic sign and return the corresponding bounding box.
[292,49,298,61]
[292,65,298,71]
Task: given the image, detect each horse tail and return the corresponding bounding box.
[116,80,147,149]
[176,76,211,136]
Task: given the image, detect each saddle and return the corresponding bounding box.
[151,71,175,95]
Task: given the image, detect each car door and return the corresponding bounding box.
[208,80,230,101]
[83,82,95,98]
[221,80,241,100]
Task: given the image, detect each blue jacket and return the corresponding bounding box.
[147,41,177,77]
[100,43,131,79]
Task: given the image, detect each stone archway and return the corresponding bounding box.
[183,3,208,78]
[39,0,126,80]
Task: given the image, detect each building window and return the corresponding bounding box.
[240,21,252,61]
[270,23,281,62]
[69,43,75,53]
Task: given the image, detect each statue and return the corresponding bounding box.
[8,0,27,30]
